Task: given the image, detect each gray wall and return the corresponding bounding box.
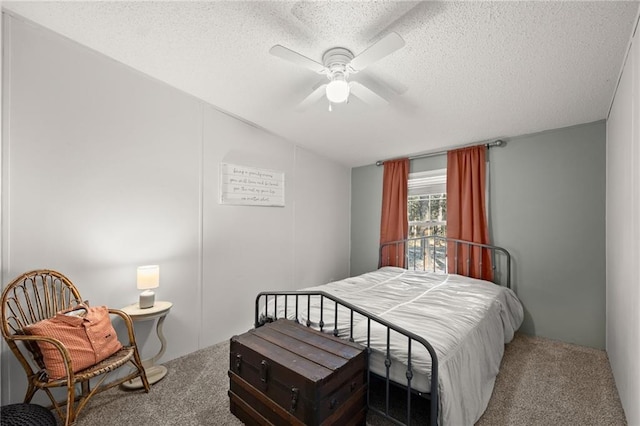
[351,121,606,349]
[1,14,351,404]
[351,164,383,275]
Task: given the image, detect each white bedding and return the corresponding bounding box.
[270,267,523,426]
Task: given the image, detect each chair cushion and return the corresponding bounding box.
[24,305,123,380]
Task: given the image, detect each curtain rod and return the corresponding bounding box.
[375,139,505,166]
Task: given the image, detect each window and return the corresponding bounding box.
[407,169,446,271]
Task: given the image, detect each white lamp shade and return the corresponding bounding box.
[137,265,159,290]
[326,80,350,104]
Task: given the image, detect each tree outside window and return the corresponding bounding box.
[407,170,446,272]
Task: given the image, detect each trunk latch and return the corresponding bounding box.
[260,360,269,384]
[290,387,299,412]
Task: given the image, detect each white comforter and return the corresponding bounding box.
[273,267,523,426]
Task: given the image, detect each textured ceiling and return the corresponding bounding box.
[4,1,639,167]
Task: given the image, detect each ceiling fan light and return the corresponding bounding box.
[326,80,350,104]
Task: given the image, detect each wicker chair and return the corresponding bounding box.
[1,270,150,425]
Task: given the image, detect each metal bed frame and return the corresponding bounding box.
[379,235,511,288]
[255,236,511,425]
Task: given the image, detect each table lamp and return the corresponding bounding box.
[137,265,159,309]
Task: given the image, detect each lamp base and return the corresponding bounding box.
[139,290,155,309]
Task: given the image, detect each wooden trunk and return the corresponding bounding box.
[228,319,367,426]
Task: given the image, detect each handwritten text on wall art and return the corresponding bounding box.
[219,163,285,207]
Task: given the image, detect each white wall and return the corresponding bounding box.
[200,107,351,344]
[1,13,351,404]
[0,1,4,405]
[292,148,351,289]
[606,16,640,426]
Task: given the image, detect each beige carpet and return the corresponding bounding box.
[70,332,626,425]
[476,333,626,426]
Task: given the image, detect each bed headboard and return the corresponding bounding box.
[379,236,512,288]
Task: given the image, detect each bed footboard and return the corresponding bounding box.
[255,291,439,426]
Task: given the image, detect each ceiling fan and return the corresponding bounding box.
[269,32,405,111]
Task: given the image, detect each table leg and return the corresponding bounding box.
[150,314,168,365]
[122,314,169,390]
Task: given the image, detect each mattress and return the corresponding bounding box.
[270,267,524,426]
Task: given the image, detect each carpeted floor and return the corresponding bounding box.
[72,332,626,425]
[475,333,626,426]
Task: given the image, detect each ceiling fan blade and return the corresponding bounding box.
[349,81,388,107]
[297,83,327,111]
[349,32,405,71]
[355,72,408,99]
[269,45,326,74]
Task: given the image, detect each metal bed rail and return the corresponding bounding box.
[255,290,439,426]
[379,235,512,288]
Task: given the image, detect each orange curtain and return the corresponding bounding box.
[446,146,493,280]
[379,158,409,268]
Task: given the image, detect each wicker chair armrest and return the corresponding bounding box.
[108,308,137,345]
[11,334,73,358]
[9,334,74,383]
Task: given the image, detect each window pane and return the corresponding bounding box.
[407,192,447,272]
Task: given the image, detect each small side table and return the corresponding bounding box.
[120,300,173,389]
